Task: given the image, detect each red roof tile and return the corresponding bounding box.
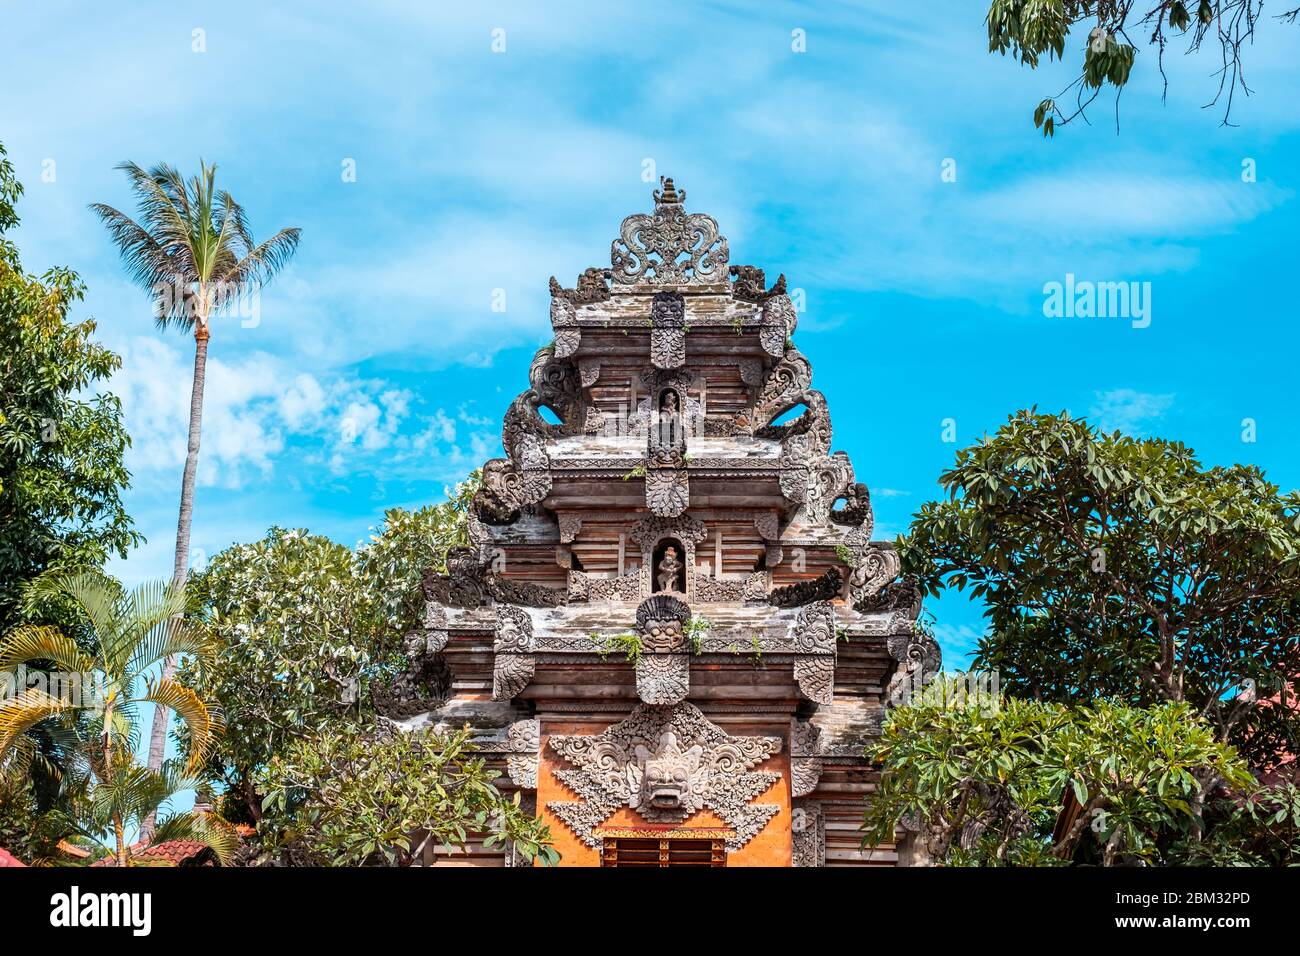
[90,840,216,867]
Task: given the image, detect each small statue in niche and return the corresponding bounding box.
[657,546,683,593]
[658,390,682,448]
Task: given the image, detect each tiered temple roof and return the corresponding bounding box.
[411,179,939,866]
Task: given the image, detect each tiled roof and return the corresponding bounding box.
[90,840,215,867]
[0,848,27,867]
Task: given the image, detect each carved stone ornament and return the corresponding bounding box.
[761,293,798,357]
[492,605,536,700]
[549,267,611,305]
[846,544,901,607]
[830,481,873,532]
[506,719,540,789]
[548,701,782,851]
[769,567,842,609]
[610,177,729,286]
[728,265,786,304]
[646,467,690,517]
[549,290,581,358]
[790,601,838,705]
[791,801,825,867]
[790,720,824,798]
[886,623,943,709]
[650,291,686,369]
[634,594,691,704]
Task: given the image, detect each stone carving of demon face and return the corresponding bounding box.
[627,731,707,815]
[641,617,685,652]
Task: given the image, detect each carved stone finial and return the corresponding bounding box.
[611,180,728,286]
[654,175,684,205]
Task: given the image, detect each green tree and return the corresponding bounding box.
[260,724,556,866]
[863,686,1253,865]
[91,161,301,778]
[0,572,232,866]
[901,410,1300,770]
[182,475,478,823]
[0,142,140,641]
[985,1,1299,135]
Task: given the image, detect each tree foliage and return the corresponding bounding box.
[986,1,1298,135]
[863,686,1254,865]
[0,142,140,641]
[259,724,557,866]
[182,475,479,821]
[0,572,234,866]
[901,410,1300,770]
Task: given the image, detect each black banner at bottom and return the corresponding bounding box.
[0,865,1282,944]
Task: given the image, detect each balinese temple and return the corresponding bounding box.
[411,178,940,867]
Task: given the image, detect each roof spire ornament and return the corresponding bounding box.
[610,174,728,286]
[654,175,684,206]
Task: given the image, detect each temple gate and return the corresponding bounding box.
[412,178,940,866]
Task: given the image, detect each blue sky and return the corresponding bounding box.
[3,1,1299,669]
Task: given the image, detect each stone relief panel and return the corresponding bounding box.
[547,702,782,851]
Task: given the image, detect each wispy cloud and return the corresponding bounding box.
[1087,389,1176,436]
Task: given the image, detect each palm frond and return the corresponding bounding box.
[127,614,212,683]
[142,678,223,771]
[24,572,124,664]
[0,688,77,760]
[0,624,96,675]
[222,227,302,290]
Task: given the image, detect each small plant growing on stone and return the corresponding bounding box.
[591,630,643,664]
[685,615,713,655]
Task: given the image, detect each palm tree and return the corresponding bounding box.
[90,163,300,780]
[0,572,231,866]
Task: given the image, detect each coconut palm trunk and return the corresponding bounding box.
[92,162,300,836]
[144,321,209,774]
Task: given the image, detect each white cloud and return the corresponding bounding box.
[1087,389,1175,436]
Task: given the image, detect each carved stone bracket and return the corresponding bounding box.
[761,293,797,357]
[886,623,942,710]
[790,720,824,798]
[634,595,691,704]
[650,291,686,369]
[558,514,583,544]
[549,290,581,358]
[791,800,825,867]
[547,701,782,851]
[846,544,901,607]
[646,467,689,517]
[790,601,838,705]
[472,718,542,789]
[492,605,536,701]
